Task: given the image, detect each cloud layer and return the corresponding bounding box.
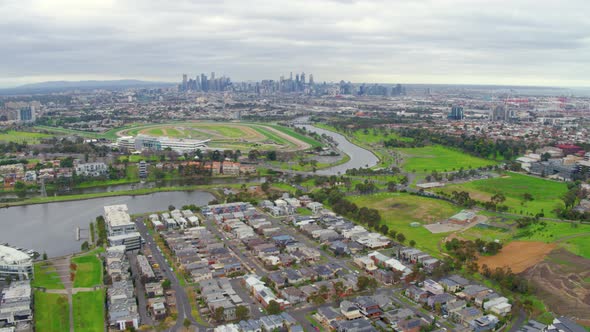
[1,0,589,87]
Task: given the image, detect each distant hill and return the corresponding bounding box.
[0,79,175,94]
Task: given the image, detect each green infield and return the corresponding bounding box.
[72,249,103,288]
[438,172,568,217]
[34,292,70,332]
[0,130,53,143]
[347,192,461,255]
[397,145,498,172]
[32,262,65,289]
[73,290,105,332]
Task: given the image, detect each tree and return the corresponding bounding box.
[396,233,406,243]
[266,150,277,161]
[183,318,191,328]
[14,181,26,192]
[266,300,282,315]
[42,252,48,261]
[236,305,249,321]
[168,205,175,211]
[357,276,370,291]
[409,240,416,247]
[214,306,225,321]
[81,241,89,251]
[162,279,171,290]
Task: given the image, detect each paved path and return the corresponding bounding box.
[51,256,74,332]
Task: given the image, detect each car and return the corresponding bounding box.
[258,307,263,313]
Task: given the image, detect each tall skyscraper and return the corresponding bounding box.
[182,74,188,90]
[211,72,215,80]
[309,74,314,85]
[19,106,35,122]
[448,106,464,120]
[301,72,305,84]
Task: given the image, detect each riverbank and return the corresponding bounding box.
[0,182,260,208]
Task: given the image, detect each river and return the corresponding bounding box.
[294,120,379,175]
[0,120,377,257]
[0,190,214,257]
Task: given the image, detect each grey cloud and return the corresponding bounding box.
[0,0,589,87]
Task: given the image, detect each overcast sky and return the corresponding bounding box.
[1,0,589,87]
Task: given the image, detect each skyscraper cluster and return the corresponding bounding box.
[339,81,405,97]
[179,72,231,92]
[279,72,312,93]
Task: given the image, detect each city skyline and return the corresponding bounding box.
[1,0,590,88]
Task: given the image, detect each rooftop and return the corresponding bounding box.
[0,245,32,265]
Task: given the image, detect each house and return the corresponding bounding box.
[340,300,363,320]
[457,285,491,301]
[398,318,423,332]
[520,320,546,332]
[546,317,587,332]
[438,278,461,293]
[444,300,466,315]
[148,297,167,320]
[405,285,429,302]
[382,308,414,324]
[280,287,306,304]
[470,314,499,332]
[423,279,444,295]
[355,296,382,318]
[354,256,377,272]
[316,306,343,327]
[373,269,395,285]
[489,302,512,316]
[427,293,456,309]
[335,319,377,332]
[453,307,483,325]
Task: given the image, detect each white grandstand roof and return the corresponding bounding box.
[104,204,132,227]
[0,245,32,265]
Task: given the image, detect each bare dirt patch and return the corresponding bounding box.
[524,249,590,320]
[478,241,556,273]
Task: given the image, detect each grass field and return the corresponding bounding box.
[347,192,461,255]
[73,290,105,332]
[397,145,498,172]
[0,130,53,143]
[561,234,590,259]
[34,292,70,332]
[32,262,65,289]
[72,250,103,288]
[438,172,568,217]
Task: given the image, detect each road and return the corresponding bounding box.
[134,218,207,332]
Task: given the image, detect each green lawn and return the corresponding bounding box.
[351,128,414,144]
[0,130,53,143]
[32,262,65,289]
[267,124,323,148]
[398,145,498,172]
[72,250,103,288]
[296,207,314,216]
[34,292,70,332]
[347,192,461,255]
[146,128,164,136]
[73,290,105,332]
[438,172,568,217]
[561,234,590,259]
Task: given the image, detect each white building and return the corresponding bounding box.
[0,246,33,281]
[104,205,141,251]
[75,162,108,177]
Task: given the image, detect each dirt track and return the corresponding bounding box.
[478,241,556,273]
[524,249,590,321]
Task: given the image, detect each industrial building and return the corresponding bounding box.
[0,246,33,281]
